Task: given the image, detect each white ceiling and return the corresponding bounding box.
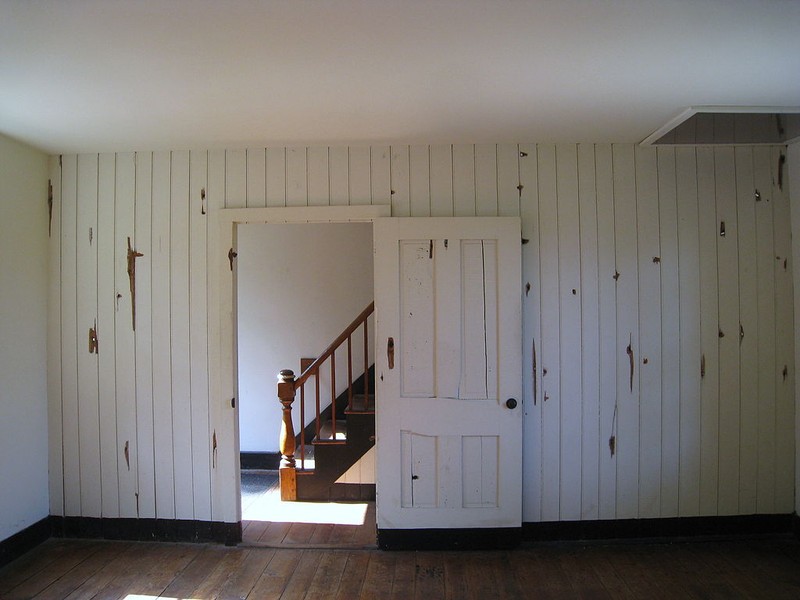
[2,0,799,154]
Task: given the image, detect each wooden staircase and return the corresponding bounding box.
[297,388,375,501]
[276,303,376,502]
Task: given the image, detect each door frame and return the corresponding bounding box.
[210,205,390,525]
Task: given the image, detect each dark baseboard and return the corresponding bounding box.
[378,527,521,551]
[49,516,242,546]
[379,514,797,551]
[240,451,281,470]
[523,513,795,542]
[0,517,52,568]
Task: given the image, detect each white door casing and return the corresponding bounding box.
[374,217,523,530]
[212,205,390,524]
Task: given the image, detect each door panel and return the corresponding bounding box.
[375,217,522,530]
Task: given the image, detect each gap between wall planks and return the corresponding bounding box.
[48,143,794,525]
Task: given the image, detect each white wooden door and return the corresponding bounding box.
[374,217,522,530]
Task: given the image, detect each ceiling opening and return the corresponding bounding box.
[642,107,800,146]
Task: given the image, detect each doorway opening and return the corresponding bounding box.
[235,218,377,547]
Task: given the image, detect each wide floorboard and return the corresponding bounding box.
[1,536,799,599]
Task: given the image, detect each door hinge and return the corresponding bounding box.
[228,248,238,270]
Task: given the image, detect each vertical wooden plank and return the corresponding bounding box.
[411,434,437,507]
[481,436,499,506]
[389,146,410,216]
[133,151,155,519]
[497,144,520,217]
[713,114,735,144]
[714,147,740,516]
[734,147,758,514]
[753,147,775,513]
[771,146,794,512]
[453,144,476,217]
[733,114,754,143]
[462,436,482,508]
[595,144,617,520]
[462,437,499,507]
[657,147,680,518]
[400,431,413,507]
[696,147,719,516]
[60,154,80,516]
[47,155,64,516]
[97,153,119,518]
[577,144,600,520]
[537,144,561,521]
[435,238,461,402]
[634,145,661,518]
[519,144,541,522]
[612,144,640,519]
[329,146,349,207]
[460,241,490,399]
[265,147,286,207]
[788,143,800,518]
[399,241,435,397]
[114,152,138,518]
[286,146,308,207]
[189,151,211,521]
[475,144,498,216]
[675,147,701,517]
[151,151,175,519]
[169,151,193,520]
[429,144,453,217]
[225,150,246,209]
[76,153,101,517]
[555,144,581,521]
[349,146,371,205]
[371,145,392,206]
[245,148,266,208]
[207,149,226,521]
[409,145,430,217]
[695,113,714,142]
[361,446,375,484]
[306,146,330,207]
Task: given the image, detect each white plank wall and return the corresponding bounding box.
[48,143,795,524]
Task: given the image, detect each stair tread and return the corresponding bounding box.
[345,393,376,414]
[314,419,348,443]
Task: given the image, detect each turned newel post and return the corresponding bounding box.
[277,369,297,501]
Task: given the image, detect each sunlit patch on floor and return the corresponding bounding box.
[241,469,369,525]
[246,498,368,525]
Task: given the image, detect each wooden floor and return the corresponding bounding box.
[241,502,377,548]
[240,470,377,548]
[2,535,800,599]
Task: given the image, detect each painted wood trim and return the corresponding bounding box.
[211,204,390,522]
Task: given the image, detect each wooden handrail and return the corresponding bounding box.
[277,302,374,501]
[295,301,374,387]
